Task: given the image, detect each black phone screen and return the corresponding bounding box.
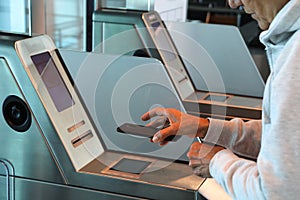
[117,123,181,142]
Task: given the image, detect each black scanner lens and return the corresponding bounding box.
[3,95,32,132]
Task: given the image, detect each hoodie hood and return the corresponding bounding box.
[260,0,300,46]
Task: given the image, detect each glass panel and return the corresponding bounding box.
[45,0,86,50]
[0,0,30,35]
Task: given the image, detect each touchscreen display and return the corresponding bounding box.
[31,52,74,112]
[151,21,176,62]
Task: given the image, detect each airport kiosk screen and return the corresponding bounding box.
[31,52,74,112]
[151,21,177,62]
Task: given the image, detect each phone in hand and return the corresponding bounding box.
[117,123,181,142]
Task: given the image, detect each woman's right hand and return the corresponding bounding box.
[141,108,209,145]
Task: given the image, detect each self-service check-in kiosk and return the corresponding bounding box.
[1,33,234,199]
[92,10,264,120]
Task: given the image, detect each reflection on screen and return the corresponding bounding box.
[31,52,74,112]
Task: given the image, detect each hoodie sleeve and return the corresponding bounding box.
[202,118,262,160]
[209,150,265,199]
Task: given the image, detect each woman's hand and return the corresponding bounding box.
[141,108,209,145]
[187,142,225,178]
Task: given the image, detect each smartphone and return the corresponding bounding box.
[117,123,181,142]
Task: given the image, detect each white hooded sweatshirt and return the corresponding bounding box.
[202,0,300,199]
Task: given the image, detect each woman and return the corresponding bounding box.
[141,0,300,198]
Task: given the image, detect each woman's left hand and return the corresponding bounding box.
[187,142,225,178]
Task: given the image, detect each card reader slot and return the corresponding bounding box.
[178,76,188,83]
[67,120,85,133]
[71,130,93,148]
